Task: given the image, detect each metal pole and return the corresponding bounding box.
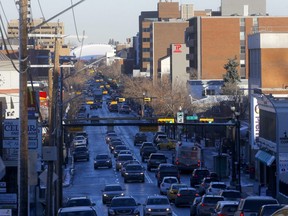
[236,115,242,193]
[18,0,29,215]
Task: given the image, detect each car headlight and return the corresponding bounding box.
[125,172,129,175]
[166,208,171,212]
[108,209,115,214]
[120,193,124,196]
[106,160,111,163]
[147,208,152,212]
[103,194,108,197]
[140,172,144,175]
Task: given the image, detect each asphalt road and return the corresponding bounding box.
[63,99,216,215]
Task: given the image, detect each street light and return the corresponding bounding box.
[231,106,241,193]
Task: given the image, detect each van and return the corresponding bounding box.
[234,196,278,216]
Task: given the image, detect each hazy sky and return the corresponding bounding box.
[1,0,288,45]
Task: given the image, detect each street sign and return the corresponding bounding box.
[144,97,151,102]
[177,112,184,123]
[158,118,175,123]
[139,125,158,132]
[186,115,198,120]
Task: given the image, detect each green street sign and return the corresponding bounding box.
[186,115,198,120]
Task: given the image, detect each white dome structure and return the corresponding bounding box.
[70,44,116,61]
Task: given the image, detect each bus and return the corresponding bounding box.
[172,143,202,171]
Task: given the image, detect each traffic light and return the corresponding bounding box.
[144,97,151,102]
[157,118,175,123]
[199,118,214,123]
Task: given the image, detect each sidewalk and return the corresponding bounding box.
[63,156,74,187]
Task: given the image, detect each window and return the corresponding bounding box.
[240,32,245,40]
[206,89,215,95]
[143,38,150,42]
[240,45,245,54]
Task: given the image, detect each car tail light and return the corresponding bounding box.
[177,193,181,197]
[217,214,225,216]
[240,212,244,216]
[201,203,205,207]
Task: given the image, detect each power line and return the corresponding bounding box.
[70,0,81,42]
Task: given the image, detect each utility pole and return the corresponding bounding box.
[46,27,60,216]
[18,0,29,215]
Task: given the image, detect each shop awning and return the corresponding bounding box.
[255,150,275,166]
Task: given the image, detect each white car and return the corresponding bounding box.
[72,135,87,147]
[159,176,179,195]
[143,195,172,216]
[206,182,227,195]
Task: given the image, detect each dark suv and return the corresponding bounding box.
[147,153,167,171]
[155,163,180,187]
[134,133,147,146]
[190,168,210,187]
[108,196,140,216]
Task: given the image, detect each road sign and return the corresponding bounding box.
[139,125,158,132]
[186,115,198,120]
[177,112,184,123]
[158,118,175,123]
[144,97,151,102]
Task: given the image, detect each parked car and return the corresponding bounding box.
[115,154,134,171]
[108,196,140,216]
[159,176,179,195]
[57,206,97,216]
[143,195,172,216]
[101,184,125,204]
[123,164,145,183]
[141,146,158,162]
[134,132,147,146]
[73,146,89,162]
[65,196,95,207]
[211,200,239,216]
[174,187,198,207]
[147,153,167,171]
[234,196,279,216]
[206,182,227,195]
[94,153,112,169]
[190,168,210,187]
[196,194,224,216]
[258,204,286,216]
[166,183,188,203]
[155,164,180,187]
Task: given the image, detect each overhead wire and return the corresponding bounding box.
[70,0,81,43]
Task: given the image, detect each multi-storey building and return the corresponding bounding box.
[185,16,288,81]
[7,18,69,54]
[248,31,288,202]
[221,0,266,16]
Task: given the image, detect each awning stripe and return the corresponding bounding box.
[255,150,275,166]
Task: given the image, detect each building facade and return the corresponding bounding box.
[185,16,288,81]
[221,0,266,16]
[248,32,288,201]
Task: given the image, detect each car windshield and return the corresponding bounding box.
[59,211,96,216]
[126,165,142,171]
[160,167,178,172]
[118,155,133,161]
[164,178,178,184]
[111,198,136,207]
[222,191,241,198]
[96,155,109,159]
[179,189,196,195]
[66,199,91,207]
[75,147,87,152]
[104,186,122,191]
[147,198,169,205]
[151,155,166,159]
[204,197,224,204]
[172,184,187,190]
[212,184,227,189]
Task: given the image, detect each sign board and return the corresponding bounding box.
[0,158,5,179]
[139,125,158,132]
[68,127,83,132]
[158,118,175,123]
[0,193,17,204]
[186,115,198,120]
[3,139,38,149]
[177,112,184,123]
[144,97,151,102]
[3,119,37,138]
[0,209,12,216]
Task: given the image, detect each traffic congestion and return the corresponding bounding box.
[59,76,284,216]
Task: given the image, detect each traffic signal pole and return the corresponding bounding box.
[18,0,29,215]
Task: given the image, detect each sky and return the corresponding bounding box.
[1,0,288,45]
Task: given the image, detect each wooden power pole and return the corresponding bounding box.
[18,0,29,215]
